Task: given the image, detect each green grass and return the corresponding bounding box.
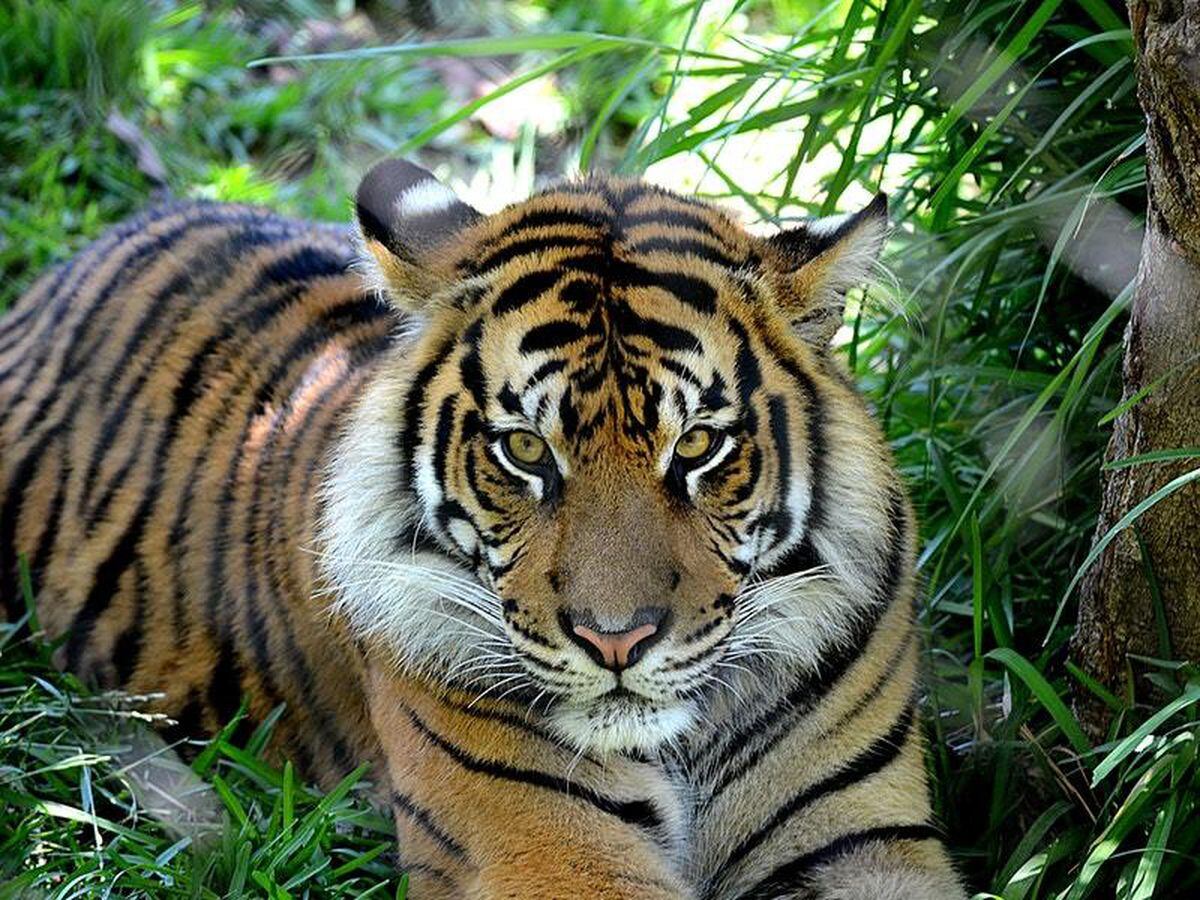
[1,575,403,898]
[3,0,1200,896]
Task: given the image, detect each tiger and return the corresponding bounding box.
[0,157,966,899]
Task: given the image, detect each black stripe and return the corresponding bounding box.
[0,424,63,618]
[697,587,892,789]
[397,861,454,886]
[695,479,909,795]
[730,444,762,506]
[0,291,48,347]
[612,300,700,353]
[610,259,717,314]
[700,372,730,410]
[111,560,150,684]
[491,268,565,317]
[558,390,580,442]
[622,208,724,242]
[559,277,601,314]
[207,638,248,738]
[524,358,568,389]
[627,235,741,270]
[714,702,917,887]
[432,395,458,486]
[64,492,152,672]
[404,707,664,834]
[733,824,942,900]
[494,208,609,241]
[873,483,910,605]
[85,416,154,527]
[786,361,828,537]
[29,444,69,592]
[1,427,67,620]
[392,791,469,860]
[470,235,602,275]
[829,628,916,734]
[440,695,591,759]
[0,260,75,354]
[463,445,506,516]
[520,320,586,354]
[759,395,794,538]
[728,317,763,407]
[161,689,206,747]
[458,319,486,408]
[400,333,458,492]
[659,357,704,389]
[554,252,608,279]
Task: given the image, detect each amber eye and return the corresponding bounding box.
[674,427,715,462]
[504,430,549,467]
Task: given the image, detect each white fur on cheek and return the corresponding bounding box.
[318,369,505,678]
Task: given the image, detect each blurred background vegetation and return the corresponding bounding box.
[2,0,1197,897]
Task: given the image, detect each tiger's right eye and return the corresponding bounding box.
[504,431,549,467]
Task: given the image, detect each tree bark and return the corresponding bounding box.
[1072,0,1200,731]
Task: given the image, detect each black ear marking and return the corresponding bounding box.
[762,193,889,348]
[354,158,481,261]
[767,192,888,267]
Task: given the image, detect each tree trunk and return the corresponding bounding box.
[1072,0,1200,732]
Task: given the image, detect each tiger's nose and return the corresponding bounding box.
[560,608,668,671]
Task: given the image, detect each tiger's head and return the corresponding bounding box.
[323,160,900,754]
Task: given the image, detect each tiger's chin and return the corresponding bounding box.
[547,693,697,755]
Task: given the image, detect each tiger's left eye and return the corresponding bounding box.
[674,427,715,461]
[504,430,549,467]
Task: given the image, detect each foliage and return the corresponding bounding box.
[1,580,403,898]
[0,0,448,311]
[2,0,1199,897]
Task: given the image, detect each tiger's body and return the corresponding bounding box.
[0,163,964,898]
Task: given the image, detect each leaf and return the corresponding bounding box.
[1091,683,1200,784]
[986,647,1092,753]
[928,0,1068,143]
[249,32,737,68]
[1102,447,1200,470]
[1128,794,1176,900]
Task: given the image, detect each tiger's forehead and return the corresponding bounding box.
[451,178,759,277]
[446,178,761,454]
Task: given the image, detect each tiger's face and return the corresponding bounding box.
[324,161,888,754]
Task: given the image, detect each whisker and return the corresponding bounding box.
[467,673,530,708]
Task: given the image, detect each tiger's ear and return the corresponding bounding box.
[762,193,888,347]
[354,158,482,311]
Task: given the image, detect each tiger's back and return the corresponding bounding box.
[0,202,392,781]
